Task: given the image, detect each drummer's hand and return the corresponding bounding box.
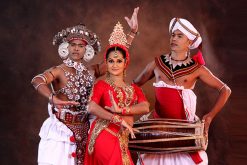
[202,113,213,136]
[121,120,139,139]
[53,96,80,112]
[125,7,139,32]
[105,91,122,113]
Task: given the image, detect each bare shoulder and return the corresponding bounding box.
[197,65,225,89]
[143,60,156,75]
[44,64,64,77]
[146,60,156,69]
[197,65,215,77]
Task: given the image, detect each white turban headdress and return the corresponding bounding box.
[169,18,202,49]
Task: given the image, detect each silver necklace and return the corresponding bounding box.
[63,58,86,72]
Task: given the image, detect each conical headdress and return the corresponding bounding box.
[108,22,127,46]
[104,22,130,66]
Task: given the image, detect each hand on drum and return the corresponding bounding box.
[202,113,213,136]
[105,91,122,113]
[121,119,139,139]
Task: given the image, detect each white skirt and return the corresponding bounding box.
[38,115,76,165]
[137,151,208,165]
[37,104,96,165]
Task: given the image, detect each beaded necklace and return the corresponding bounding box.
[56,58,94,111]
[105,76,134,108]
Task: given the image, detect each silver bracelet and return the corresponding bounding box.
[218,84,226,92]
[31,74,48,84]
[127,33,135,38]
[34,82,46,90]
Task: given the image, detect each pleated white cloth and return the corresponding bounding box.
[38,104,76,165]
[137,151,208,165]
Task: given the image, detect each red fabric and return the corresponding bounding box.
[69,136,75,142]
[190,152,203,164]
[68,38,88,45]
[154,87,186,119]
[85,122,134,165]
[192,50,205,65]
[90,80,147,106]
[154,87,203,164]
[85,80,147,165]
[71,152,76,158]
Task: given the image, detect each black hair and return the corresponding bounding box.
[105,46,126,59]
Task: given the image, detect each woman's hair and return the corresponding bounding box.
[105,46,126,60]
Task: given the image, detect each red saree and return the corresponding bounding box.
[84,80,147,165]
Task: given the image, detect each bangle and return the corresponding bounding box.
[126,42,131,49]
[110,114,123,124]
[31,74,48,84]
[122,107,131,115]
[34,82,46,90]
[131,30,139,35]
[49,71,55,80]
[48,92,54,106]
[127,34,135,39]
[219,84,226,92]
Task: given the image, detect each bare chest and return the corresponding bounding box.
[154,67,198,89]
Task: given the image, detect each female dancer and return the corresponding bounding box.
[84,22,150,165]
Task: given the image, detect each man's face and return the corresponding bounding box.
[68,39,86,62]
[169,30,192,53]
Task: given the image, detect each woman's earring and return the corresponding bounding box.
[123,69,127,77]
[106,70,110,79]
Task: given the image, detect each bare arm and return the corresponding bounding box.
[125,7,139,48]
[133,60,156,86]
[91,62,107,78]
[105,101,150,116]
[31,67,57,99]
[105,91,150,115]
[88,101,114,121]
[125,101,150,115]
[198,66,231,133]
[31,67,79,109]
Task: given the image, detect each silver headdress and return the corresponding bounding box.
[53,23,101,53]
[53,23,101,60]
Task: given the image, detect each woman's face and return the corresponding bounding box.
[68,39,86,62]
[106,50,126,77]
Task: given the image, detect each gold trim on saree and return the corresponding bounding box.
[88,119,109,155]
[119,129,130,165]
[105,128,130,165]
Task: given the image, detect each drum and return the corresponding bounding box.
[129,118,208,153]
